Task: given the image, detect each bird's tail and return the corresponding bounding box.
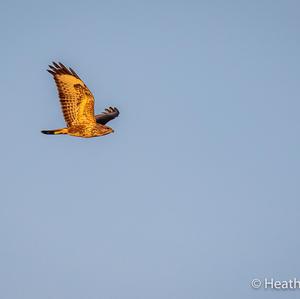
[41,128,68,135]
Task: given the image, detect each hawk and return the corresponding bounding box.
[41,62,120,138]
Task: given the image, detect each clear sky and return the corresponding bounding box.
[1,1,300,298]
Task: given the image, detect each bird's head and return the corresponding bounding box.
[102,125,114,135]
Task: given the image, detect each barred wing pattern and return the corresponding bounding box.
[47,62,96,127]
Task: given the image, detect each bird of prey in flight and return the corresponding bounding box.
[41,62,119,138]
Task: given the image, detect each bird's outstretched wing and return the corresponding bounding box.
[95,107,120,125]
[47,62,96,127]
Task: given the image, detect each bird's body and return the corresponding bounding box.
[42,62,119,138]
[68,123,113,137]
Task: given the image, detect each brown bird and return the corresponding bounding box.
[42,62,120,138]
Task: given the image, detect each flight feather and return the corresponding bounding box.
[47,62,95,127]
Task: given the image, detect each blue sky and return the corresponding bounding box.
[1,1,300,298]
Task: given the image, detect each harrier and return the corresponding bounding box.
[41,62,119,138]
